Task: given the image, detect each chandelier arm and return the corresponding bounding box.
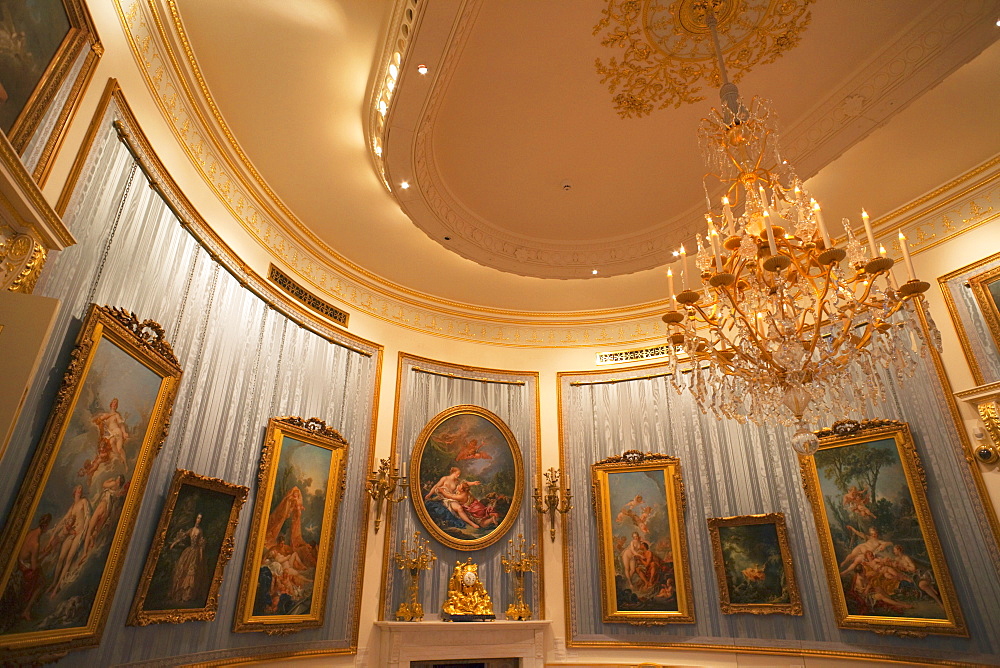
[711,290,785,373]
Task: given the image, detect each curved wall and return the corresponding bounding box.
[1,0,998,666]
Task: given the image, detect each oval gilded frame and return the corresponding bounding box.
[409,405,523,551]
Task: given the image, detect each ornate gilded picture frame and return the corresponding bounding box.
[801,419,966,636]
[707,513,802,615]
[0,304,182,660]
[939,251,1000,386]
[969,263,1000,354]
[1,0,102,183]
[233,416,348,634]
[409,405,524,551]
[127,470,248,626]
[591,451,694,624]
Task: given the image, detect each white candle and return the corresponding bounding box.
[710,228,723,272]
[722,196,736,236]
[667,268,676,309]
[399,461,407,479]
[763,210,777,255]
[812,200,831,248]
[862,209,877,258]
[679,245,689,290]
[879,244,887,258]
[898,231,916,281]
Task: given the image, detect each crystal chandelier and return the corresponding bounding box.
[661,6,933,456]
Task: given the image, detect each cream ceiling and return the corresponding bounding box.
[167,0,998,311]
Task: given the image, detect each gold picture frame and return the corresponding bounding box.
[707,513,802,616]
[591,451,694,624]
[969,263,1000,356]
[0,304,182,660]
[801,419,966,636]
[233,416,348,634]
[938,250,1000,386]
[127,469,248,626]
[2,0,102,184]
[409,405,524,551]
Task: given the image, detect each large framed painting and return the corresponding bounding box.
[409,405,523,551]
[707,513,802,615]
[232,416,348,633]
[801,419,966,636]
[0,304,182,660]
[127,470,248,626]
[591,451,694,624]
[0,0,101,182]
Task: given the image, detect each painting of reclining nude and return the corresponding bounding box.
[232,417,347,633]
[591,451,694,624]
[410,405,523,551]
[802,419,966,636]
[0,304,182,660]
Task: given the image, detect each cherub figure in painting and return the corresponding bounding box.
[456,439,492,461]
[843,485,876,519]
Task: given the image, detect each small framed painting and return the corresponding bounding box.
[591,450,694,624]
[410,405,523,551]
[127,470,248,625]
[232,416,348,633]
[707,513,802,615]
[802,419,966,636]
[0,304,182,660]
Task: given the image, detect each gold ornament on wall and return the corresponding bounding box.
[533,467,572,542]
[594,0,813,118]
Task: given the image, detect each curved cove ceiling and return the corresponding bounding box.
[172,0,998,311]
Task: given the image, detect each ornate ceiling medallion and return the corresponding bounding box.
[594,0,813,118]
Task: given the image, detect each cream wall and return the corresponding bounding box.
[18,1,1000,665]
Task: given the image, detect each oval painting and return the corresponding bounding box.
[410,405,523,550]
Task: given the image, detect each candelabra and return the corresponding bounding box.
[533,467,572,542]
[659,5,934,456]
[501,534,537,621]
[393,531,436,621]
[365,458,407,533]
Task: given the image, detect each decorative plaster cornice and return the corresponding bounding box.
[114,0,998,349]
[391,0,998,279]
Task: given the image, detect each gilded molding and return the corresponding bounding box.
[115,0,1000,347]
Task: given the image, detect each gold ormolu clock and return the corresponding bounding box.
[441,558,495,621]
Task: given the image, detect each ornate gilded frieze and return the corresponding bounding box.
[115,0,1000,349]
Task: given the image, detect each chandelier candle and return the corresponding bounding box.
[660,3,933,456]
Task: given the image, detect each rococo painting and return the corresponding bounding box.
[410,405,523,551]
[969,263,1000,354]
[802,419,966,636]
[233,416,348,633]
[128,470,248,626]
[0,0,101,181]
[591,451,694,624]
[0,304,182,660]
[707,513,802,615]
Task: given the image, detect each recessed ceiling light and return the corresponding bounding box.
[417,64,428,75]
[400,181,410,189]
[592,269,598,275]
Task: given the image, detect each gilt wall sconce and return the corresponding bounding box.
[366,458,408,533]
[533,467,572,542]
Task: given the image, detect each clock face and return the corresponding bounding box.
[462,570,478,587]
